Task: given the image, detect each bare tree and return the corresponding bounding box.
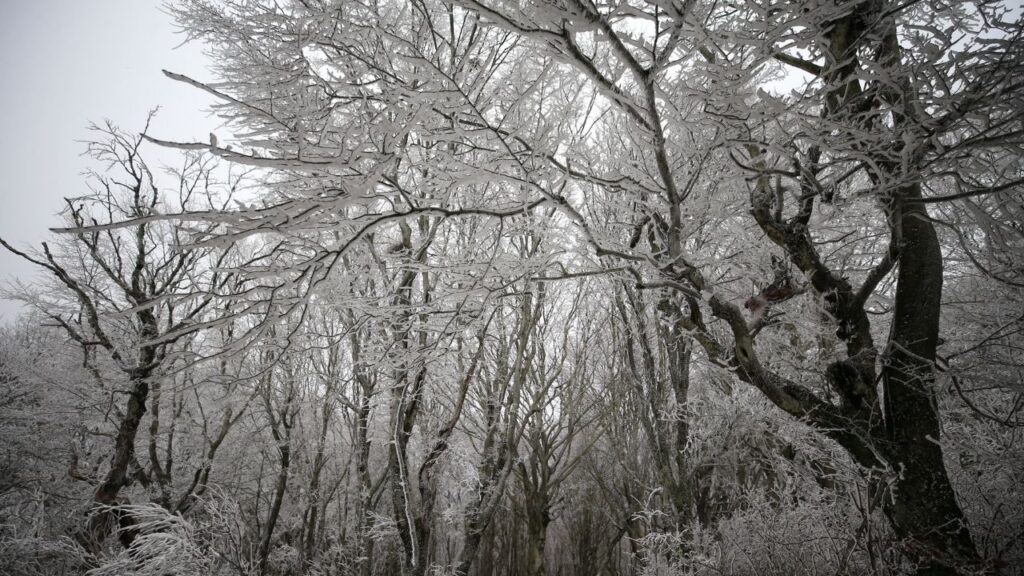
[16,1,1013,574]
[1,118,238,551]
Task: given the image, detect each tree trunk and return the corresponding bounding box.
[352,331,376,576]
[258,437,291,575]
[882,184,979,573]
[665,305,694,523]
[79,373,150,552]
[388,365,429,576]
[258,382,295,576]
[524,502,550,576]
[301,399,332,567]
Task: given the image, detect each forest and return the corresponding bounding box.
[1,0,1023,574]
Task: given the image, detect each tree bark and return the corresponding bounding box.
[258,377,295,576]
[79,372,151,551]
[522,479,551,576]
[301,395,332,567]
[882,184,979,573]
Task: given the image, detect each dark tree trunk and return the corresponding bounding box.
[301,399,332,567]
[388,365,428,576]
[258,379,295,576]
[79,372,151,552]
[524,502,550,576]
[258,437,291,575]
[94,379,149,505]
[351,330,376,576]
[882,184,980,574]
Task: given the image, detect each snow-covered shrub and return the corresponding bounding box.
[86,504,221,576]
[0,532,88,576]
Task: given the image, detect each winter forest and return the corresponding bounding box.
[1,0,1023,575]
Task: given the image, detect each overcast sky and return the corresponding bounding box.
[0,0,218,323]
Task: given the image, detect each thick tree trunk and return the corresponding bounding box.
[665,310,693,522]
[882,185,979,574]
[94,380,148,505]
[79,372,150,552]
[351,331,376,576]
[524,503,550,576]
[355,405,375,576]
[389,437,424,576]
[387,223,432,576]
[456,444,511,576]
[388,366,429,576]
[457,529,483,576]
[817,10,982,572]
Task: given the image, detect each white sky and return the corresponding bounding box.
[0,0,218,323]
